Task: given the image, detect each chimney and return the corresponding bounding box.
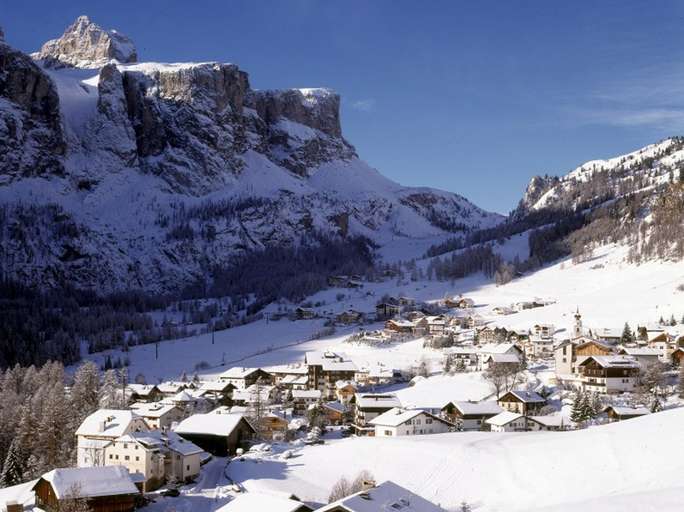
[361,479,376,491]
[98,420,106,432]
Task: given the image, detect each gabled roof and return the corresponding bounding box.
[447,401,502,416]
[76,409,144,438]
[603,405,650,417]
[355,393,401,409]
[157,381,187,394]
[174,412,254,438]
[130,401,179,418]
[618,347,661,356]
[305,351,358,372]
[485,411,524,427]
[220,367,265,379]
[126,383,159,396]
[199,380,235,393]
[317,480,445,512]
[528,415,570,428]
[36,466,138,499]
[322,401,347,414]
[216,492,312,512]
[122,430,204,456]
[500,390,545,403]
[292,389,322,399]
[579,356,639,369]
[484,353,520,364]
[369,408,451,428]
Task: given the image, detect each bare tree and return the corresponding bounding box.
[58,484,92,512]
[328,470,375,502]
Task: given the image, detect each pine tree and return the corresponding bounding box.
[580,391,594,421]
[0,439,23,487]
[70,361,100,426]
[100,370,120,408]
[621,323,634,343]
[570,390,586,425]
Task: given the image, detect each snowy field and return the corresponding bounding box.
[229,408,684,511]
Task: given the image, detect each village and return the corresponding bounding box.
[2,276,684,512]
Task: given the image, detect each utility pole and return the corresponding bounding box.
[212,323,215,345]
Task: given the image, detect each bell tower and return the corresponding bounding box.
[573,307,582,339]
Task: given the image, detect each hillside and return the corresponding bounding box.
[0,16,501,295]
[229,407,684,511]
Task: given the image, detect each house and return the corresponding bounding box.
[76,409,149,467]
[603,405,650,422]
[335,380,357,404]
[441,401,502,431]
[481,352,521,370]
[617,347,661,369]
[156,381,189,397]
[485,411,528,432]
[305,351,358,399]
[447,347,478,369]
[476,343,523,370]
[321,401,348,425]
[105,431,203,491]
[376,302,401,319]
[231,384,277,407]
[413,316,446,336]
[260,412,290,440]
[293,307,315,320]
[578,356,640,394]
[492,306,515,316]
[352,393,402,435]
[477,326,509,343]
[174,411,256,456]
[594,328,623,345]
[317,480,445,512]
[672,348,684,366]
[356,366,395,386]
[554,338,614,377]
[32,466,139,512]
[370,408,454,437]
[292,389,322,415]
[336,310,364,324]
[278,374,309,393]
[216,492,313,512]
[528,335,555,358]
[384,318,414,333]
[218,367,273,389]
[497,390,546,415]
[445,296,474,309]
[197,380,236,404]
[165,389,210,414]
[647,331,677,362]
[527,415,569,431]
[125,384,162,403]
[532,324,555,339]
[268,364,309,389]
[129,402,185,430]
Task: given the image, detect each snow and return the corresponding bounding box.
[75,409,141,437]
[369,408,430,427]
[486,410,523,426]
[229,408,684,511]
[42,466,138,498]
[391,373,493,409]
[319,480,446,512]
[216,492,311,512]
[174,411,247,438]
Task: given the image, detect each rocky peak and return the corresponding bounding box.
[36,15,137,67]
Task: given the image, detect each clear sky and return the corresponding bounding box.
[3,1,684,213]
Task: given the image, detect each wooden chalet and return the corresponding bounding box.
[384,318,414,333]
[603,405,650,422]
[375,302,401,319]
[672,347,684,366]
[174,411,256,456]
[578,356,640,394]
[33,466,139,512]
[295,307,316,320]
[497,390,546,415]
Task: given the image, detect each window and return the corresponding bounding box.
[115,455,119,460]
[186,465,190,471]
[135,456,139,461]
[124,456,130,461]
[426,418,433,424]
[123,444,128,449]
[109,454,113,459]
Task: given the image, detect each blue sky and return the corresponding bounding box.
[3,1,684,213]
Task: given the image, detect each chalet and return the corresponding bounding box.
[594,328,623,345]
[157,381,189,397]
[105,431,203,491]
[356,366,395,386]
[268,364,309,385]
[532,324,555,339]
[336,310,364,325]
[578,356,640,394]
[508,330,530,343]
[197,380,236,405]
[445,296,475,309]
[125,384,162,403]
[476,343,523,370]
[292,389,322,415]
[398,296,415,306]
[174,410,256,456]
[232,384,277,407]
[129,402,185,430]
[33,466,139,512]
[554,338,614,377]
[278,374,309,392]
[477,326,509,343]
[295,307,316,320]
[447,347,478,368]
[321,401,348,425]
[526,415,569,431]
[165,389,210,414]
[305,351,358,399]
[318,480,445,512]
[647,330,677,362]
[352,393,402,435]
[672,348,684,366]
[375,302,401,319]
[335,380,357,404]
[384,318,414,333]
[497,390,546,415]
[76,409,148,467]
[260,412,289,440]
[618,347,661,368]
[602,405,650,422]
[441,401,502,431]
[218,367,273,389]
[216,492,313,512]
[370,408,454,437]
[464,314,486,329]
[492,306,515,315]
[481,353,521,370]
[485,411,528,432]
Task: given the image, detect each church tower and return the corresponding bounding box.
[573,308,583,338]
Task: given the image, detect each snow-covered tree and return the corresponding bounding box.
[0,439,24,487]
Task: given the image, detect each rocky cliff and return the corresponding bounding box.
[0,16,502,293]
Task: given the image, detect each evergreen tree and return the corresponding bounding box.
[0,439,23,487]
[70,362,100,426]
[621,323,634,343]
[99,370,120,408]
[570,390,586,425]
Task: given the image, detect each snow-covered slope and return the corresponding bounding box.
[230,407,684,511]
[0,17,502,293]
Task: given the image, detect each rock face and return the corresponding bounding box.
[0,41,66,181]
[0,17,503,293]
[36,16,137,67]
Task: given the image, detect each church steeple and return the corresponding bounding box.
[573,307,582,338]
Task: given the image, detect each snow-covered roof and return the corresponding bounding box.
[485,353,520,363]
[199,380,234,393]
[619,347,661,356]
[486,411,524,427]
[355,393,402,409]
[75,409,143,438]
[604,406,650,417]
[322,401,347,414]
[216,492,311,512]
[528,415,570,428]
[267,364,309,375]
[503,390,546,403]
[280,375,309,386]
[122,430,204,456]
[130,401,179,418]
[233,384,275,403]
[335,379,357,390]
[174,412,252,438]
[126,383,159,396]
[157,381,187,394]
[220,367,263,379]
[318,480,445,512]
[292,389,322,400]
[386,319,415,327]
[170,390,198,402]
[581,356,640,369]
[37,466,138,499]
[449,401,502,416]
[305,351,358,372]
[369,408,449,428]
[477,343,519,355]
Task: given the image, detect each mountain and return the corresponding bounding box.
[0,16,502,294]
